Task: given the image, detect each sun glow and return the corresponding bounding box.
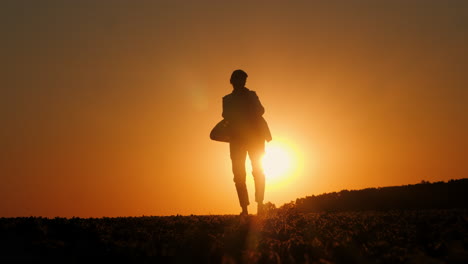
[261,139,301,188]
[263,145,292,180]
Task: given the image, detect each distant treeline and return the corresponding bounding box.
[294,179,468,212]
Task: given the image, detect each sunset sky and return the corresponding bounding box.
[2,0,467,217]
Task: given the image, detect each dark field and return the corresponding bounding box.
[1,208,467,263]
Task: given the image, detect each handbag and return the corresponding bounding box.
[210,117,272,143]
[210,119,231,143]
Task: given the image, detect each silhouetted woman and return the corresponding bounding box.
[222,69,271,216]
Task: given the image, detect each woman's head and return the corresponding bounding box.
[230,69,248,87]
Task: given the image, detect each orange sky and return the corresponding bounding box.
[2,1,467,217]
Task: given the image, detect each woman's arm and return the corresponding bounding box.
[250,91,265,116]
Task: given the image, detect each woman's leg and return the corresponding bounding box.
[230,142,249,213]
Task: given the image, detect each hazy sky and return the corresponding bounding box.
[1,0,467,217]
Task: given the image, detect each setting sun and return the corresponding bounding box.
[263,144,292,180]
[261,139,301,187]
